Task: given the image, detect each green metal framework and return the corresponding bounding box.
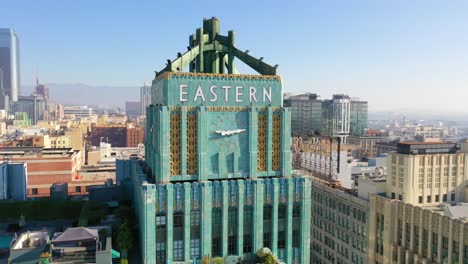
[156,17,278,76]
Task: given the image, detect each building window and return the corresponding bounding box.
[391,192,395,199]
[293,205,301,218]
[435,195,440,202]
[212,237,221,257]
[443,194,447,202]
[451,193,456,201]
[32,188,38,195]
[191,210,200,226]
[156,214,166,229]
[156,242,166,263]
[442,237,448,261]
[264,206,272,220]
[452,240,459,260]
[244,207,253,232]
[398,195,402,201]
[427,196,431,203]
[228,209,237,224]
[174,212,183,228]
[405,223,411,247]
[190,239,200,259]
[278,231,286,249]
[414,228,419,249]
[243,235,252,253]
[173,240,183,261]
[418,196,423,204]
[293,230,300,248]
[228,235,237,255]
[263,232,271,249]
[464,245,468,263]
[423,229,428,256]
[432,232,438,260]
[212,209,222,225]
[75,186,81,193]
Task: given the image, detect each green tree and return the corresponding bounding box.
[256,247,278,264]
[117,219,133,262]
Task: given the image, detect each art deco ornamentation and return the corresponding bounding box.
[272,109,281,171]
[187,107,198,175]
[257,109,267,171]
[170,108,181,176]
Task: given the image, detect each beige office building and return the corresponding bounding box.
[369,195,468,264]
[386,142,468,206]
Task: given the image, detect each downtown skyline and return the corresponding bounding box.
[1,0,468,113]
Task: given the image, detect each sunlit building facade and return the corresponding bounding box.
[120,17,312,264]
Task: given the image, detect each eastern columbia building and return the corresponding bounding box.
[118,17,312,264]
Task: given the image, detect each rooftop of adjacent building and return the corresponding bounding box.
[0,147,79,158]
[419,203,468,222]
[10,231,49,250]
[395,141,464,155]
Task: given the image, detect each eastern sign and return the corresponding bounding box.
[152,73,283,107]
[179,84,272,104]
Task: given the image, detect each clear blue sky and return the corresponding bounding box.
[2,0,468,112]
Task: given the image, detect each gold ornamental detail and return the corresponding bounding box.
[257,110,267,171]
[170,108,181,176]
[187,107,198,175]
[272,109,281,171]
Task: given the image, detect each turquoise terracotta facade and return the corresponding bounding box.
[122,17,312,264]
[123,159,311,264]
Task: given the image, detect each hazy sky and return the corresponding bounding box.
[1,0,468,112]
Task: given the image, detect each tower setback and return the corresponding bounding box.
[118,17,311,264]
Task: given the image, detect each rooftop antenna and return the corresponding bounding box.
[35,68,39,86]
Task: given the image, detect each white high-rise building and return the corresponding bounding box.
[140,82,151,116]
[0,28,20,102]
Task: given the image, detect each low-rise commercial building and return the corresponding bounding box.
[0,147,105,197]
[89,123,144,147]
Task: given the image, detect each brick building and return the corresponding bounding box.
[126,124,144,147]
[89,123,144,147]
[0,147,107,197]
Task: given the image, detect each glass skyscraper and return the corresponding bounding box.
[0,28,20,102]
[287,94,368,142]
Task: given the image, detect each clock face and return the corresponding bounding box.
[207,111,249,176]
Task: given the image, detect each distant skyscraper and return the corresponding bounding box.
[350,98,368,137]
[13,95,46,125]
[286,93,368,142]
[34,77,49,101]
[322,94,352,142]
[140,82,151,116]
[284,93,322,136]
[0,67,9,111]
[0,28,20,102]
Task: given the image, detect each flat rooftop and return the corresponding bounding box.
[0,147,78,158]
[397,142,457,155]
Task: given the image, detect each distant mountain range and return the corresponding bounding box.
[22,83,140,108]
[20,83,468,123]
[369,110,468,122]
